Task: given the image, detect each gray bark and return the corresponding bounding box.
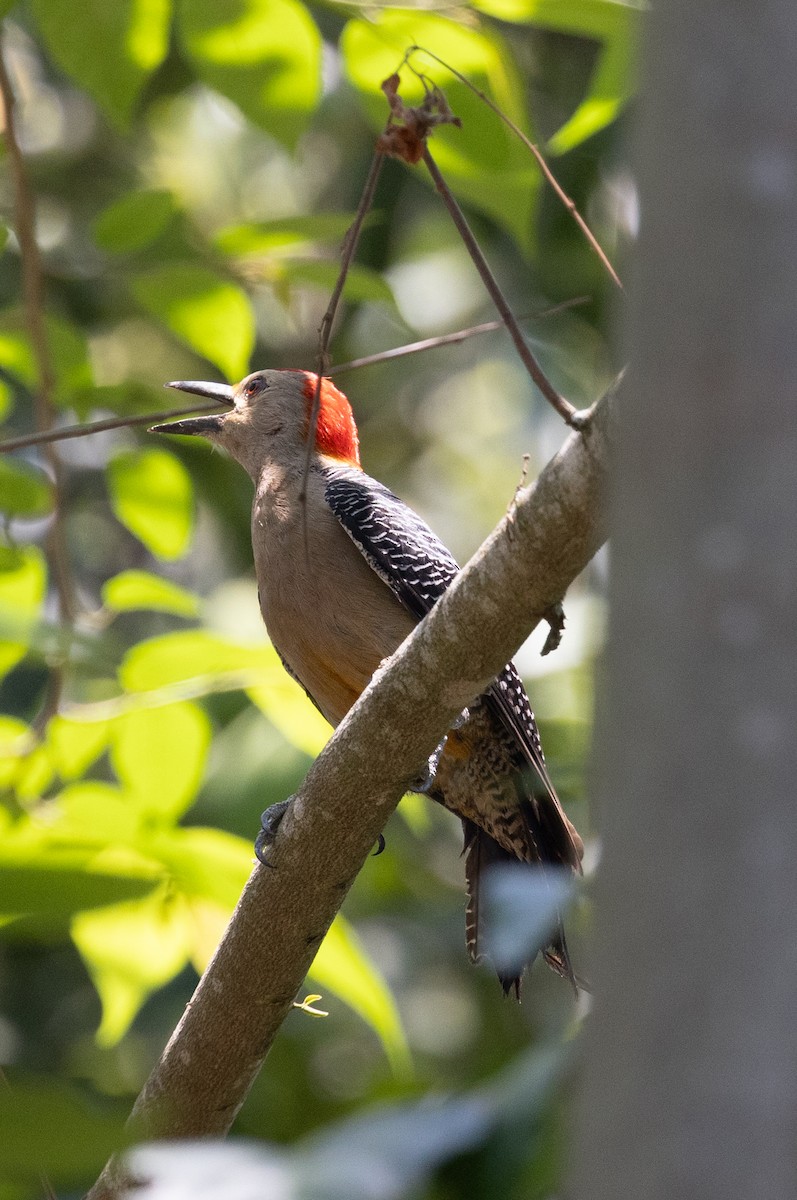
[574,2,797,1198]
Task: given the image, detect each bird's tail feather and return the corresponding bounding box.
[463,820,577,999]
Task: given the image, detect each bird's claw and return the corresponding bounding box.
[255,798,386,864]
[254,798,292,865]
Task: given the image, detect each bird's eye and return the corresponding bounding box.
[244,377,266,399]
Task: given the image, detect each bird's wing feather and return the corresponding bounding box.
[323,465,576,857]
[486,668,582,869]
[324,465,582,992]
[323,465,459,618]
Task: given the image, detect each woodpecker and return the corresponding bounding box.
[152,370,584,995]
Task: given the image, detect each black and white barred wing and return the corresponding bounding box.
[323,465,459,619]
[323,463,581,869]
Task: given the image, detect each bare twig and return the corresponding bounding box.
[0,402,228,455]
[0,37,76,625]
[0,32,77,734]
[315,152,386,379]
[301,150,385,510]
[85,379,617,1200]
[405,46,623,291]
[331,298,589,376]
[0,304,587,456]
[63,670,267,722]
[421,146,579,425]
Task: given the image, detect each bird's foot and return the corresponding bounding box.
[254,798,292,865]
[255,797,386,862]
[541,602,566,656]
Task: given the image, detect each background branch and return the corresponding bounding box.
[421,147,578,426]
[87,379,616,1200]
[0,32,76,732]
[405,46,623,291]
[0,37,75,620]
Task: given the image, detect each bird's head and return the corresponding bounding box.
[151,369,361,479]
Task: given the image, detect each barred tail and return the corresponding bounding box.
[462,819,579,999]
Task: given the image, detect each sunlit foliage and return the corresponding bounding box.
[0,0,635,1193]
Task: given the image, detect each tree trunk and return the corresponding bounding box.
[575,1,797,1197]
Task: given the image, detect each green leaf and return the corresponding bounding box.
[149,825,252,910]
[0,1078,126,1185]
[108,447,194,560]
[132,263,254,380]
[0,545,46,681]
[102,569,200,617]
[0,308,92,407]
[46,716,111,781]
[246,661,331,758]
[310,917,411,1076]
[0,851,160,917]
[397,792,432,835]
[472,0,640,152]
[13,742,54,800]
[0,715,33,789]
[94,189,177,252]
[177,0,322,149]
[214,213,362,256]
[117,630,331,757]
[277,260,395,305]
[341,14,540,251]
[119,629,251,691]
[0,725,54,802]
[110,702,211,823]
[0,377,13,421]
[0,457,53,517]
[53,781,143,844]
[72,888,193,1044]
[30,0,171,128]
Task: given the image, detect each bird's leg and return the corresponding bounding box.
[410,706,471,794]
[255,796,386,862]
[410,734,449,794]
[254,798,292,865]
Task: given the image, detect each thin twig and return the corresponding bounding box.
[0,37,77,626]
[0,302,587,455]
[406,46,623,291]
[63,669,268,723]
[421,146,578,425]
[300,150,385,511]
[315,152,386,379]
[0,402,227,455]
[331,297,589,375]
[0,33,78,738]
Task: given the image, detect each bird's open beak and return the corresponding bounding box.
[150,380,235,437]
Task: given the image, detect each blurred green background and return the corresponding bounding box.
[0,1,636,1195]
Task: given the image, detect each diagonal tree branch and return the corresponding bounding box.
[86,380,617,1200]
